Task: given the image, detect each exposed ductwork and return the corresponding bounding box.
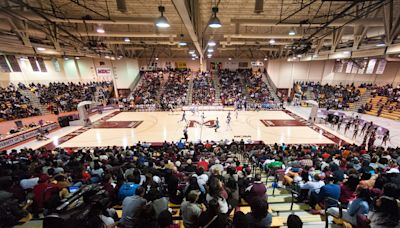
[231,18,384,27]
[0,11,156,25]
[224,34,304,39]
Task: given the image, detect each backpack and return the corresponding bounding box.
[118,182,139,201]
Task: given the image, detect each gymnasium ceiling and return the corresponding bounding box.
[0,0,400,61]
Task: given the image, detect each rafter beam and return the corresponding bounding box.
[352,25,368,51]
[331,27,345,52]
[172,0,202,59]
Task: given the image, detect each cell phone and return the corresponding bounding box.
[68,186,79,193]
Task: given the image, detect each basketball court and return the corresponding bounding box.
[52,110,346,148]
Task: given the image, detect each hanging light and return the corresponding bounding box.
[228,57,232,61]
[189,50,195,54]
[37,47,46,51]
[376,41,385,47]
[207,53,212,57]
[208,7,222,28]
[178,34,187,46]
[155,57,159,60]
[264,58,268,61]
[124,37,130,42]
[96,25,105,33]
[191,53,197,57]
[192,57,195,60]
[155,5,170,28]
[105,55,110,59]
[207,48,214,53]
[269,39,275,44]
[110,56,115,60]
[208,40,216,47]
[288,30,296,36]
[64,57,69,60]
[75,56,80,60]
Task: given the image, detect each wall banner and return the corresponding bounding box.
[96,68,112,76]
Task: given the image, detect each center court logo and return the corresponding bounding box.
[187,120,216,128]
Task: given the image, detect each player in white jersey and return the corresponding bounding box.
[226,113,232,130]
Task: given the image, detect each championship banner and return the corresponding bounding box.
[96,68,112,76]
[176,61,187,69]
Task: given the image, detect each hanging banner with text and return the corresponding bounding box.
[96,68,112,77]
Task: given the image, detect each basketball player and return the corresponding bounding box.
[226,113,232,130]
[235,109,239,120]
[382,130,390,146]
[191,104,196,115]
[201,112,206,125]
[183,125,188,141]
[168,103,174,113]
[215,117,220,132]
[337,117,343,131]
[178,111,187,123]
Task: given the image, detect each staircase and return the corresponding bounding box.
[19,89,50,114]
[212,70,222,105]
[349,90,371,112]
[156,73,168,104]
[186,74,194,105]
[262,73,281,102]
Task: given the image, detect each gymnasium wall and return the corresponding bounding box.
[0,57,140,89]
[267,59,400,89]
[138,58,201,71]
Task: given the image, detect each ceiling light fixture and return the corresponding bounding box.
[105,55,110,59]
[124,37,130,42]
[178,41,187,46]
[264,58,268,61]
[208,40,216,47]
[155,5,170,28]
[208,7,222,28]
[191,53,197,57]
[111,56,115,60]
[376,41,385,47]
[288,30,296,36]
[75,57,80,60]
[207,53,212,57]
[37,47,46,51]
[189,50,195,54]
[207,48,214,53]
[64,57,69,60]
[155,57,159,60]
[228,57,232,61]
[269,39,275,44]
[192,57,195,60]
[96,25,105,33]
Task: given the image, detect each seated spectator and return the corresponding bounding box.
[198,198,229,228]
[180,190,204,228]
[245,174,267,205]
[245,199,272,227]
[120,186,147,228]
[309,175,340,214]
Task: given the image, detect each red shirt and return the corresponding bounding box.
[322,153,330,159]
[197,160,209,171]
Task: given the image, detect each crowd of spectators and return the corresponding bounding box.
[28,81,113,113]
[244,70,273,104]
[2,140,400,227]
[0,139,275,228]
[0,84,40,121]
[361,84,400,116]
[219,70,244,106]
[160,70,189,110]
[253,143,400,227]
[192,72,216,105]
[130,72,161,106]
[295,81,361,110]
